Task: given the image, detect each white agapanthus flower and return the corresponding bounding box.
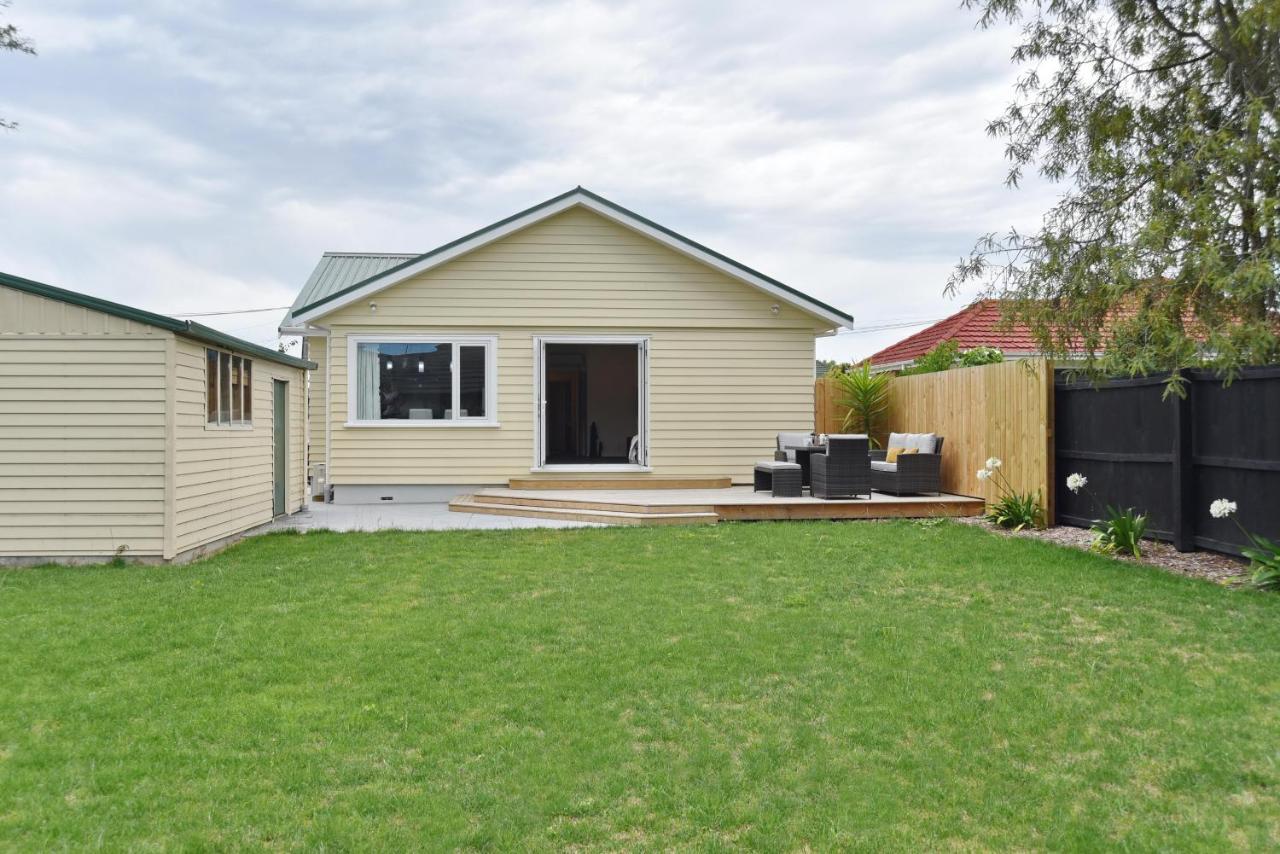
[976,468,992,481]
[1066,473,1088,493]
[985,457,1002,470]
[1209,498,1237,519]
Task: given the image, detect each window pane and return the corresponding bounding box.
[206,349,218,423]
[459,346,486,418]
[218,352,231,424]
[243,360,253,422]
[355,342,452,420]
[230,356,243,422]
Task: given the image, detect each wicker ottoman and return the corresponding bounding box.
[753,460,802,497]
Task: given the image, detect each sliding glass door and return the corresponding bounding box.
[534,336,648,470]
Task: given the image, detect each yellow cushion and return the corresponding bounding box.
[885,447,919,464]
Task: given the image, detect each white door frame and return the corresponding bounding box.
[532,334,651,472]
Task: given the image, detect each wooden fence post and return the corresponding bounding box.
[1171,382,1195,552]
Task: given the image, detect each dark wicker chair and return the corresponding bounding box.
[810,434,871,499]
[870,437,946,495]
[774,432,819,486]
[773,432,814,463]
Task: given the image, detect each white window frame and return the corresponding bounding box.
[345,333,499,427]
[532,334,651,472]
[205,348,254,430]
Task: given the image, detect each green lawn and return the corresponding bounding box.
[2,522,1278,850]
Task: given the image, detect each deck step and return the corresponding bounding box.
[471,492,714,515]
[449,495,719,526]
[507,476,732,490]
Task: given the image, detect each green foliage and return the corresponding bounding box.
[951,0,1280,393]
[986,490,1044,532]
[959,346,1004,367]
[900,339,960,375]
[833,361,890,447]
[1091,506,1149,558]
[901,341,1006,375]
[0,2,36,131]
[1243,531,1280,592]
[979,458,1045,531]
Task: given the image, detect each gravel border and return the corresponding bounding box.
[954,515,1250,586]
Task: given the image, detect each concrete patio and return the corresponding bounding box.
[262,501,604,533]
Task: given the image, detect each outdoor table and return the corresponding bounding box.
[792,441,828,488]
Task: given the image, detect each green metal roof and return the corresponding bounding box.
[0,270,316,370]
[286,187,854,326]
[281,253,417,328]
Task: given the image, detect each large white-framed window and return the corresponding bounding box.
[345,334,499,427]
[206,348,253,429]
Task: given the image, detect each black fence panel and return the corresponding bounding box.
[1054,366,1280,555]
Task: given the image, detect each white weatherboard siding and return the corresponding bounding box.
[173,338,306,553]
[0,288,168,557]
[306,336,326,469]
[0,283,309,562]
[312,207,820,486]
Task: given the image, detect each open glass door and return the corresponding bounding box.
[535,337,648,470]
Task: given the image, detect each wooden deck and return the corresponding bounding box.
[450,485,985,526]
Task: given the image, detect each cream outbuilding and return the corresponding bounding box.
[0,272,312,564]
[282,188,852,502]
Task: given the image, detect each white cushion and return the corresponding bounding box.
[777,431,813,450]
[871,460,897,472]
[910,432,937,453]
[889,432,937,454]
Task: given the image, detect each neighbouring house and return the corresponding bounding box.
[864,299,1049,373]
[0,272,313,565]
[280,187,852,502]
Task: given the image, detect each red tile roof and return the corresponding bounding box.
[866,300,1041,367]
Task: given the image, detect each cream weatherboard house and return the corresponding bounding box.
[281,188,852,502]
[0,272,312,564]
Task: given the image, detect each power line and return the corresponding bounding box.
[836,317,943,335]
[166,305,291,317]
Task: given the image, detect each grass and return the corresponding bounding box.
[2,521,1278,850]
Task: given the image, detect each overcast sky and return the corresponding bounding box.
[0,0,1058,360]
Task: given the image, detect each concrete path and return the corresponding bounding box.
[261,501,604,533]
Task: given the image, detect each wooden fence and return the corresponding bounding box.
[816,359,1055,517]
[1055,366,1280,555]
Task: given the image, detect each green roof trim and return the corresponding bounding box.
[0,270,316,370]
[294,187,854,325]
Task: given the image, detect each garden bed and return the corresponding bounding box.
[956,516,1249,585]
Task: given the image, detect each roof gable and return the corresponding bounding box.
[285,188,852,329]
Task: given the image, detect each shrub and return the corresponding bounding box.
[986,491,1043,532]
[1091,506,1148,557]
[978,457,1044,531]
[959,346,1004,367]
[1209,499,1280,591]
[900,340,959,375]
[1066,473,1149,558]
[833,362,891,448]
[901,342,1005,375]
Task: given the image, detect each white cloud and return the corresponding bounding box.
[0,0,1061,358]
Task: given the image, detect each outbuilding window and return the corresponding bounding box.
[347,335,497,425]
[206,348,253,427]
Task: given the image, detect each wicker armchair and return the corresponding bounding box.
[870,436,945,495]
[810,434,871,499]
[773,432,814,463]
